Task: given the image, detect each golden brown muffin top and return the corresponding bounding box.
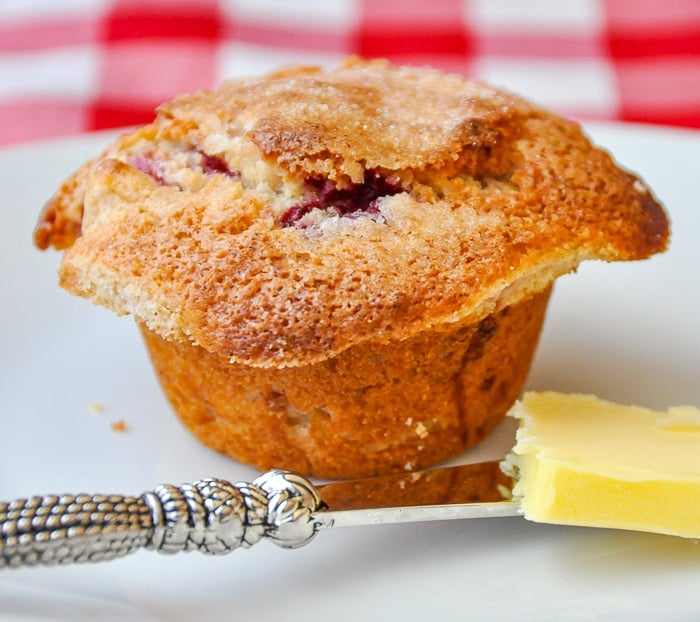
[35,58,669,368]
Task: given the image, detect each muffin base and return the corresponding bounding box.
[141,287,551,479]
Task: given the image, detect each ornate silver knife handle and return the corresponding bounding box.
[0,470,322,569]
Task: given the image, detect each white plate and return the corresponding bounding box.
[1,122,699,622]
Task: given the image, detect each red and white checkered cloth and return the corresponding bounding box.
[1,0,699,146]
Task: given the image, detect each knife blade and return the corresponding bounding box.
[0,461,518,569]
[315,460,518,530]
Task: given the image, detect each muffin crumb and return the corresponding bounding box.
[111,419,127,433]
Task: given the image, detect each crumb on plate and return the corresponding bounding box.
[111,419,127,432]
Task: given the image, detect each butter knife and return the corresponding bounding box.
[0,461,517,569]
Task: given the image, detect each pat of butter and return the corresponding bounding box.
[506,392,700,538]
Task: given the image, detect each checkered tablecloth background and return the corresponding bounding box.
[1,0,699,146]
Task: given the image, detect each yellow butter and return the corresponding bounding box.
[506,392,700,538]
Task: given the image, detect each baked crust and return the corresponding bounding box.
[140,288,551,478]
[35,58,669,368]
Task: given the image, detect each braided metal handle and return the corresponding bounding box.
[0,470,322,568]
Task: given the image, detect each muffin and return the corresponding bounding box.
[34,58,669,479]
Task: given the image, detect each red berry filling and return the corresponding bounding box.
[129,150,239,185]
[280,172,402,227]
[130,154,167,185]
[198,151,240,179]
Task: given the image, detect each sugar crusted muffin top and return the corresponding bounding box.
[35,58,669,368]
